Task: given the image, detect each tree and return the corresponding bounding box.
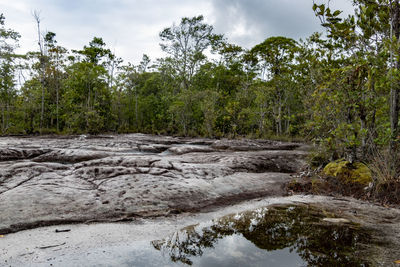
[75,37,113,65]
[32,11,47,132]
[249,37,298,135]
[62,37,114,134]
[0,14,20,133]
[159,15,223,91]
[388,0,400,157]
[310,0,392,162]
[43,32,68,132]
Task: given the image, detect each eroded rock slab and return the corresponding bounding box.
[0,134,307,234]
[0,148,50,161]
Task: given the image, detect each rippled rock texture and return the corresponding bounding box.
[0,134,307,234]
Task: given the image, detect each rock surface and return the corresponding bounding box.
[1,195,399,266]
[0,134,307,234]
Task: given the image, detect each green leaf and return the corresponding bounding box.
[333,10,342,17]
[312,3,317,11]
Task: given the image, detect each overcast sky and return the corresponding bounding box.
[1,0,354,64]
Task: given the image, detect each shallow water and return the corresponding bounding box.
[53,205,373,267]
[150,205,372,266]
[63,239,303,267]
[3,198,393,267]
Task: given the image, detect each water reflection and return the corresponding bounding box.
[151,205,371,266]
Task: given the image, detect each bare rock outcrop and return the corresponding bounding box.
[0,134,307,234]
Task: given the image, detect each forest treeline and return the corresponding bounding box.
[1,0,400,166]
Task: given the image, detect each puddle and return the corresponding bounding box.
[151,205,373,266]
[6,204,379,267]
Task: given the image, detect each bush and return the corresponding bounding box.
[368,149,400,204]
[87,111,104,135]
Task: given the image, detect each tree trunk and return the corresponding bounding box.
[56,83,59,132]
[41,85,44,131]
[135,86,138,129]
[390,0,400,159]
[6,102,9,131]
[286,106,291,134]
[360,109,367,159]
[278,104,282,135]
[34,11,45,134]
[1,105,4,133]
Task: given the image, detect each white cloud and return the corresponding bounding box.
[0,0,354,64]
[210,0,354,48]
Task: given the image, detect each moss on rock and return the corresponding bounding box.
[323,159,372,186]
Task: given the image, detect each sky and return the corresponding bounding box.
[0,0,354,65]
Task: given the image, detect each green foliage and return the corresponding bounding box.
[0,14,21,134]
[0,5,396,180]
[86,110,104,135]
[159,15,223,91]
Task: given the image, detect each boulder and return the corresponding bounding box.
[323,159,372,186]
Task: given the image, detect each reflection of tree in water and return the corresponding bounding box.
[151,205,372,266]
